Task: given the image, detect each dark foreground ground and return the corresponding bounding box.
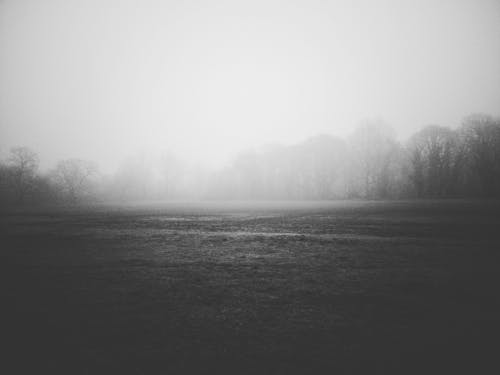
[1,200,499,374]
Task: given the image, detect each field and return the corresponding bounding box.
[1,200,499,374]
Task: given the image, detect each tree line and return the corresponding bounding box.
[1,113,499,207]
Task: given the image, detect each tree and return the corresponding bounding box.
[460,114,500,197]
[113,155,153,201]
[160,152,184,199]
[51,159,98,203]
[0,159,10,206]
[407,125,460,197]
[348,120,402,198]
[7,147,39,203]
[293,135,347,199]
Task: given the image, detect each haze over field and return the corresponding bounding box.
[2,2,500,373]
[1,0,500,171]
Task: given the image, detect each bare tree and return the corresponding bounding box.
[407,125,460,197]
[7,147,40,203]
[113,155,154,201]
[348,120,401,198]
[460,114,500,197]
[160,152,183,199]
[51,159,98,203]
[295,135,347,199]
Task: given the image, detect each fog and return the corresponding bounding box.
[1,0,500,173]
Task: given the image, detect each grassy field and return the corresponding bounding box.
[1,200,499,374]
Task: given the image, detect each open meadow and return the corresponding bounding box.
[1,200,499,374]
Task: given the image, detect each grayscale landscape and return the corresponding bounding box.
[1,0,499,373]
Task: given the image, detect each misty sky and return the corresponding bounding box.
[1,0,499,172]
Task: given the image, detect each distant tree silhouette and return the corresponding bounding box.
[460,114,500,197]
[348,120,401,198]
[407,125,460,197]
[113,155,154,201]
[2,113,500,204]
[7,146,39,203]
[51,159,98,203]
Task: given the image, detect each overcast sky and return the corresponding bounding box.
[1,0,499,171]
